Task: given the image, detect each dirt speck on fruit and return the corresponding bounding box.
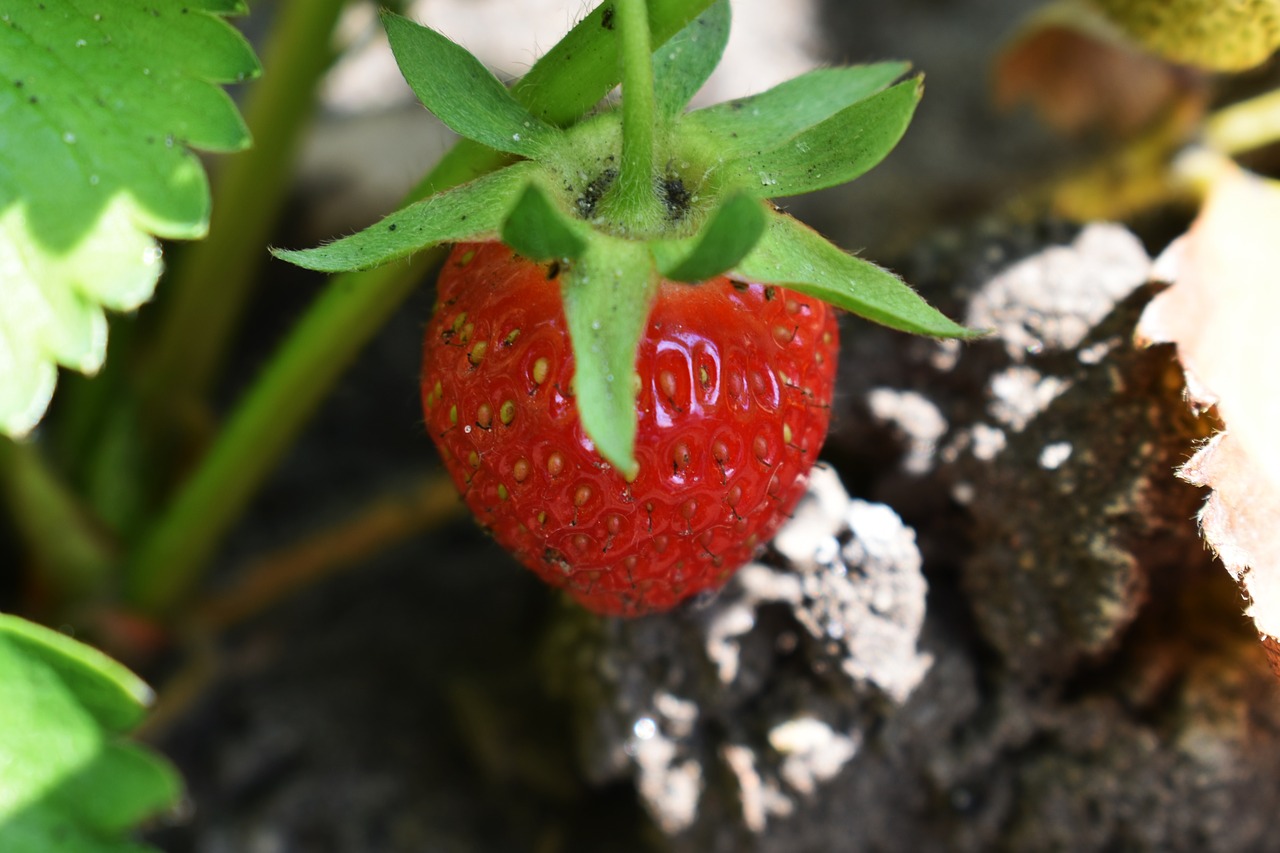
[576,167,617,218]
[661,175,692,220]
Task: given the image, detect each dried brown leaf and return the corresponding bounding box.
[995,3,1205,138]
[1138,167,1280,653]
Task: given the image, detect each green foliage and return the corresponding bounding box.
[735,211,980,339]
[501,183,589,263]
[681,62,910,157]
[652,0,731,118]
[383,12,561,157]
[270,5,968,473]
[651,192,767,282]
[718,79,922,198]
[0,614,180,851]
[561,240,657,477]
[127,0,723,614]
[0,0,258,438]
[516,0,719,124]
[271,163,539,273]
[0,0,992,839]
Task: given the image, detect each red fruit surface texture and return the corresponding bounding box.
[422,242,839,616]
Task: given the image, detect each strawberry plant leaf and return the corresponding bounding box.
[682,62,909,158]
[271,163,538,272]
[501,182,588,262]
[562,240,657,476]
[650,191,766,282]
[721,78,922,198]
[0,0,258,438]
[736,210,979,338]
[0,614,180,850]
[653,0,731,119]
[383,12,561,157]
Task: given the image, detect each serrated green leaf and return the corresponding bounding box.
[0,0,258,437]
[682,62,909,159]
[653,0,731,119]
[0,614,181,851]
[735,209,979,338]
[272,162,538,273]
[720,78,922,198]
[650,191,766,282]
[501,183,588,262]
[383,12,560,157]
[563,241,657,477]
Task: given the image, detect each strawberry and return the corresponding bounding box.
[276,1,976,617]
[422,242,838,615]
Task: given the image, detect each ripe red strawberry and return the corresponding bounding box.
[277,6,974,618]
[422,242,838,616]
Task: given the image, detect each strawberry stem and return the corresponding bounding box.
[613,0,660,229]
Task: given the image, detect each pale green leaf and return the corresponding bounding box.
[0,0,259,437]
[650,191,766,282]
[735,209,978,338]
[383,12,560,157]
[0,614,181,851]
[1092,0,1280,71]
[720,79,922,198]
[653,0,731,119]
[501,183,588,262]
[563,240,657,476]
[682,62,909,158]
[272,163,538,272]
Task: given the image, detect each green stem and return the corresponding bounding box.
[614,0,659,227]
[142,0,351,410]
[0,439,115,600]
[1204,87,1280,157]
[124,254,439,612]
[124,0,717,614]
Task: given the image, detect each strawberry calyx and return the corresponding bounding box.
[274,0,980,475]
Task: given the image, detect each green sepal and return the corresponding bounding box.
[271,162,539,272]
[383,12,561,157]
[399,0,719,212]
[501,182,588,262]
[653,0,731,119]
[734,209,980,339]
[562,241,657,477]
[681,62,909,159]
[0,614,181,850]
[720,78,922,198]
[650,191,766,282]
[517,0,718,124]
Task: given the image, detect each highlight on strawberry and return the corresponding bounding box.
[273,0,978,615]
